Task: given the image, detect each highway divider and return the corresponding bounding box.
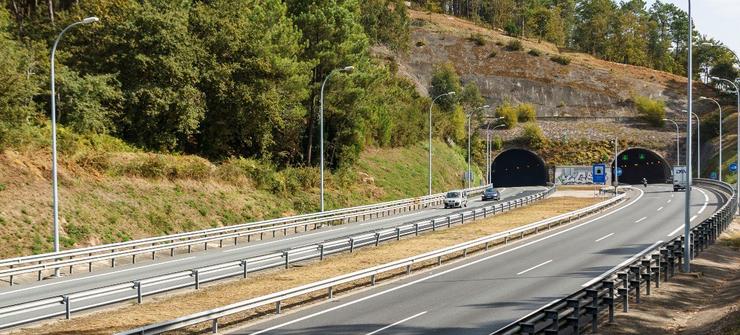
[0,185,491,286]
[114,189,627,334]
[0,186,554,330]
[492,179,736,335]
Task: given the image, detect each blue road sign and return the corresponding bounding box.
[593,164,606,184]
[710,171,718,180]
[730,163,737,173]
[616,167,623,177]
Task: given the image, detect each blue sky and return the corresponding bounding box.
[646,0,739,56]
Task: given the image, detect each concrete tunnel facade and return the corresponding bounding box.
[611,148,671,184]
[490,149,548,187]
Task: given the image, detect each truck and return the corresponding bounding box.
[673,165,688,192]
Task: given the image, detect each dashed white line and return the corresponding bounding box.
[635,217,647,223]
[667,199,672,204]
[657,206,664,211]
[365,311,428,335]
[517,260,553,275]
[595,233,614,242]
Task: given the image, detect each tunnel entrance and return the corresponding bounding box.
[611,148,671,184]
[490,149,548,187]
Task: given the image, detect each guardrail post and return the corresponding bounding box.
[64,295,71,319]
[567,299,580,332]
[431,219,436,231]
[212,319,218,333]
[241,260,248,278]
[371,274,376,286]
[396,228,401,241]
[135,281,142,303]
[447,216,451,228]
[406,264,411,275]
[276,301,282,314]
[328,286,333,299]
[630,266,641,304]
[319,245,325,260]
[414,224,419,236]
[132,253,137,265]
[586,289,599,332]
[604,281,615,323]
[437,256,442,266]
[194,270,200,290]
[283,251,289,269]
[459,213,464,224]
[642,259,652,295]
[349,238,355,253]
[544,310,559,332]
[375,233,380,246]
[618,272,629,312]
[653,253,663,287]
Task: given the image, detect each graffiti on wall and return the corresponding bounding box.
[555,166,609,185]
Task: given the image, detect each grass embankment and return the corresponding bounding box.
[10,196,603,334]
[0,125,480,258]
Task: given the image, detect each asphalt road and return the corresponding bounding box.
[230,184,725,335]
[0,187,543,311]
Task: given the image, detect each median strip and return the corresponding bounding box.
[9,196,604,334]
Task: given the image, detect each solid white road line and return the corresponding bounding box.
[0,257,196,296]
[657,206,664,211]
[635,217,647,223]
[697,188,709,214]
[360,212,422,226]
[595,233,614,242]
[517,260,553,275]
[365,311,428,335]
[581,240,663,287]
[248,189,645,335]
[667,188,709,237]
[223,230,343,253]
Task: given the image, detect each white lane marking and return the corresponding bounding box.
[360,212,421,226]
[0,257,196,296]
[635,217,647,223]
[248,189,645,335]
[692,215,698,222]
[595,233,614,242]
[667,199,672,204]
[667,188,710,237]
[365,311,428,335]
[668,216,698,236]
[657,206,664,212]
[223,229,344,253]
[516,260,553,275]
[671,194,674,198]
[697,188,709,214]
[581,240,663,287]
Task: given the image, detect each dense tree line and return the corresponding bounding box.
[416,0,738,80]
[0,0,424,169]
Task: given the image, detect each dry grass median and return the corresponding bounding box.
[10,196,604,335]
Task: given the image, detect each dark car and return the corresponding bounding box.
[481,187,500,201]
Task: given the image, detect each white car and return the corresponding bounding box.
[444,190,468,208]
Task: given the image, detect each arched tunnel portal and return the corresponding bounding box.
[611,148,671,184]
[490,149,548,187]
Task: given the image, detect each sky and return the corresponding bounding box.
[646,0,739,56]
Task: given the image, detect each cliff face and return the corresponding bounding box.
[390,11,712,118]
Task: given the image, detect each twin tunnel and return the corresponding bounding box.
[490,148,671,187]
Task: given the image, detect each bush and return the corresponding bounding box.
[505,39,523,51]
[488,51,497,58]
[633,95,666,127]
[517,103,537,122]
[550,55,571,65]
[495,41,504,46]
[468,33,486,46]
[522,122,546,149]
[415,40,425,47]
[528,49,542,57]
[492,136,503,151]
[495,102,518,129]
[111,153,215,180]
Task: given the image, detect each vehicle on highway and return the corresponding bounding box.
[673,165,688,191]
[444,190,468,208]
[481,187,500,201]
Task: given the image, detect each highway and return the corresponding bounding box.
[0,186,544,327]
[230,184,725,335]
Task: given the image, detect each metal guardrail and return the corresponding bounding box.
[492,179,736,335]
[0,185,490,286]
[0,187,553,329]
[114,189,625,334]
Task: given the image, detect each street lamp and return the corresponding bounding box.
[710,76,740,213]
[698,96,722,181]
[663,118,680,165]
[486,120,505,185]
[50,16,99,268]
[683,0,693,273]
[319,65,354,212]
[428,91,456,195]
[683,110,701,178]
[465,105,490,188]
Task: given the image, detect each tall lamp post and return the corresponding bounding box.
[319,65,354,212]
[710,76,740,213]
[698,96,722,181]
[50,16,99,268]
[663,118,681,165]
[485,120,505,184]
[466,105,490,188]
[684,0,693,273]
[689,111,701,178]
[428,91,456,195]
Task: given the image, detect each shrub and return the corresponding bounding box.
[492,136,503,151]
[495,102,518,129]
[488,51,497,58]
[522,122,546,149]
[415,40,425,47]
[517,103,537,122]
[528,49,542,57]
[550,55,571,65]
[0,183,5,192]
[505,39,523,51]
[633,95,666,127]
[468,33,486,46]
[495,41,504,46]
